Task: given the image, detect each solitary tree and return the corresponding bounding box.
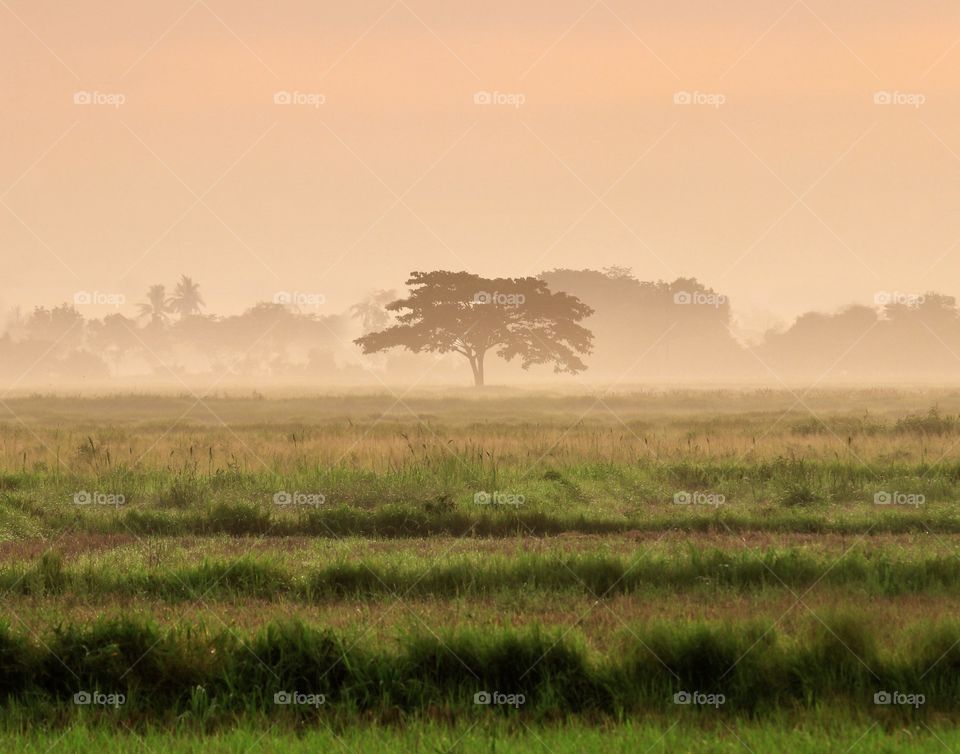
[354,271,593,386]
[169,275,205,319]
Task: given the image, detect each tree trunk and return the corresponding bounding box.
[466,352,485,387]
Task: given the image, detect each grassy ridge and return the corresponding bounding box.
[5,453,960,539]
[7,502,959,540]
[4,721,959,754]
[0,616,957,720]
[8,457,960,508]
[13,549,960,600]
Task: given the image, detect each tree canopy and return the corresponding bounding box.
[354,271,594,386]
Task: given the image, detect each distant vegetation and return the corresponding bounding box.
[3,268,960,386]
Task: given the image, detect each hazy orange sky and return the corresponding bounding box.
[2,0,960,333]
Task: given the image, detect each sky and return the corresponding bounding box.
[2,0,960,334]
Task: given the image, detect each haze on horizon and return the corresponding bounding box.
[2,0,960,388]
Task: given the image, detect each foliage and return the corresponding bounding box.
[355,271,594,386]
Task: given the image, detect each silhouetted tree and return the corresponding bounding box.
[540,268,747,380]
[169,275,205,319]
[25,304,85,355]
[351,289,396,334]
[137,284,170,327]
[354,271,594,387]
[88,313,140,376]
[756,292,960,380]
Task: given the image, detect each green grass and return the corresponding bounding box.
[0,614,958,722]
[4,719,959,753]
[5,451,960,540]
[4,391,960,746]
[4,498,959,541]
[9,547,960,601]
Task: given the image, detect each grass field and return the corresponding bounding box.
[2,389,960,751]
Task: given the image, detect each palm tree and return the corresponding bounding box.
[169,275,205,319]
[137,284,170,327]
[350,289,396,333]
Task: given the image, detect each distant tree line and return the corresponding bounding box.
[539,269,960,382]
[3,269,960,385]
[0,276,352,384]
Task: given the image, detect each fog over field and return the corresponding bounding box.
[6,269,960,389]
